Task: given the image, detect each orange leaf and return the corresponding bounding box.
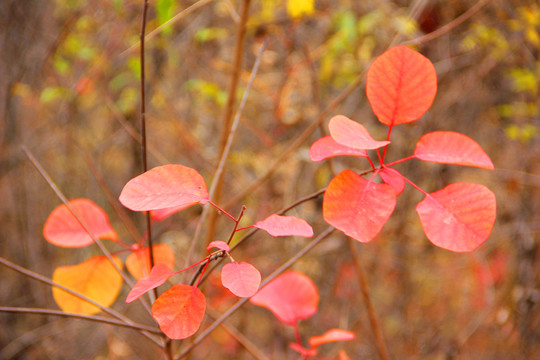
[414,131,494,170]
[416,183,496,252]
[119,164,208,212]
[367,45,437,126]
[329,115,390,150]
[126,244,175,280]
[308,329,355,347]
[43,199,118,248]
[52,256,123,315]
[323,170,396,243]
[152,285,206,339]
[250,271,318,325]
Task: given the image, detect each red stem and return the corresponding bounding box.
[384,155,416,168]
[208,200,237,222]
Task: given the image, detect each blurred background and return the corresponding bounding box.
[0,0,538,359]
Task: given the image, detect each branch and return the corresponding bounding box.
[0,307,162,334]
[401,0,493,47]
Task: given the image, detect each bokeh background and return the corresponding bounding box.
[0,0,539,359]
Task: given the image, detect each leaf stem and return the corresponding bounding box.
[207,200,237,222]
[384,155,416,168]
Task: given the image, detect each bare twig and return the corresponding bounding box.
[204,0,252,245]
[349,239,390,360]
[184,34,266,272]
[121,0,214,57]
[0,307,162,334]
[224,72,366,209]
[401,0,493,47]
[0,257,162,345]
[139,0,157,300]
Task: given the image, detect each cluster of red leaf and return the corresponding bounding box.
[310,45,496,252]
[43,164,315,340]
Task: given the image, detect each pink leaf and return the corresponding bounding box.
[329,115,390,150]
[416,183,496,252]
[43,199,118,248]
[309,136,368,162]
[323,170,397,243]
[126,244,175,280]
[150,203,193,221]
[250,270,319,325]
[126,263,175,303]
[119,164,209,212]
[254,214,313,238]
[289,343,317,357]
[207,241,230,253]
[367,45,437,126]
[221,262,261,298]
[379,167,405,195]
[308,329,356,347]
[414,131,494,170]
[151,285,206,340]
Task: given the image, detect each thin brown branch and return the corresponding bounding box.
[401,0,493,47]
[120,0,214,57]
[139,0,157,299]
[184,32,265,274]
[0,256,162,345]
[224,71,367,209]
[349,239,390,360]
[175,227,335,359]
[206,307,272,360]
[0,307,162,334]
[21,146,136,290]
[204,0,252,244]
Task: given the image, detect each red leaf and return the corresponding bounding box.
[119,164,209,212]
[414,131,494,170]
[309,136,368,162]
[367,45,437,126]
[126,263,175,303]
[416,183,496,252]
[289,343,317,357]
[152,284,206,339]
[250,270,318,325]
[207,241,230,253]
[308,329,356,347]
[254,214,313,238]
[221,262,261,298]
[150,203,193,221]
[379,167,405,195]
[323,170,396,243]
[43,199,118,248]
[329,115,390,150]
[126,244,175,280]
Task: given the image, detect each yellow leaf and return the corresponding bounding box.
[126,244,175,280]
[52,256,123,315]
[287,0,314,18]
